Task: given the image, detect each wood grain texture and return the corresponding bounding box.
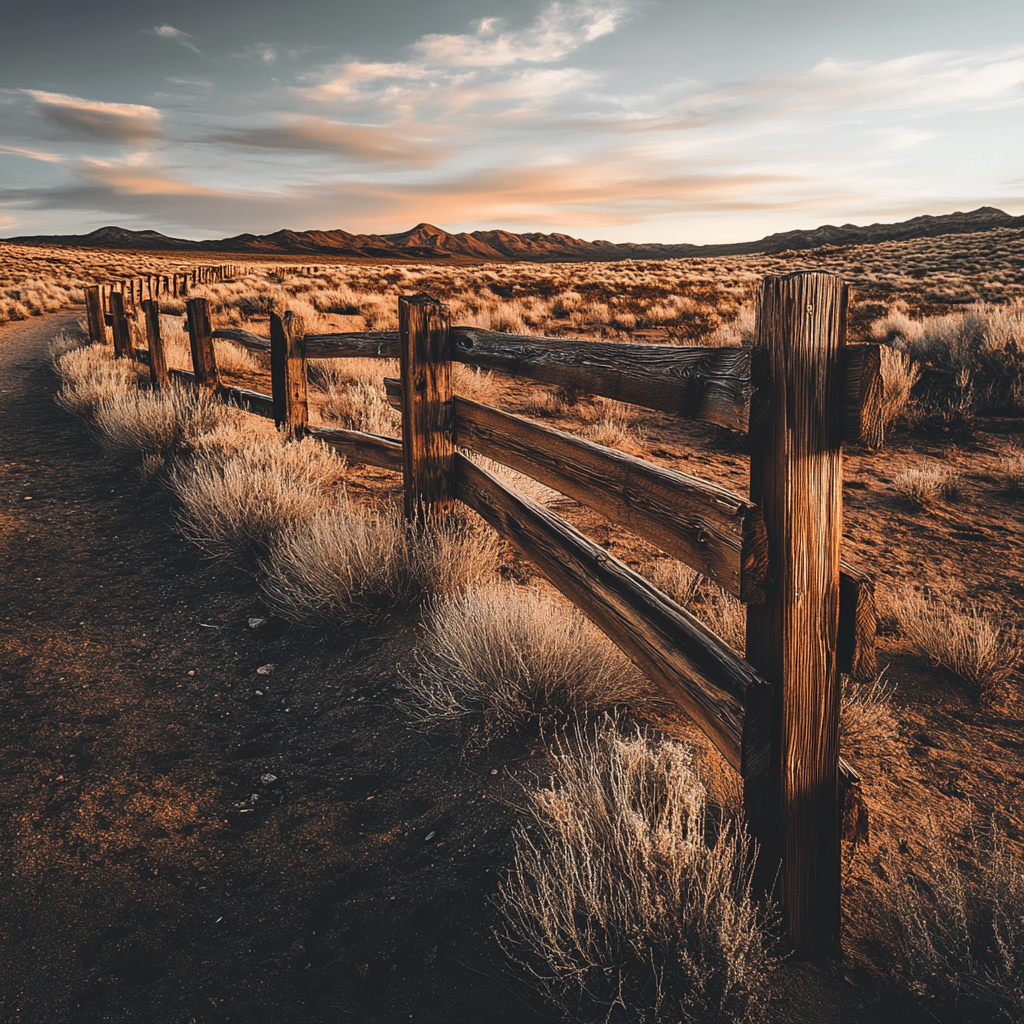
[302,331,400,359]
[85,286,106,346]
[841,344,884,449]
[838,562,877,681]
[450,327,754,430]
[283,312,308,437]
[184,298,219,392]
[745,272,846,958]
[455,454,773,776]
[383,378,768,601]
[109,292,133,360]
[141,299,170,390]
[399,294,453,519]
[308,426,403,472]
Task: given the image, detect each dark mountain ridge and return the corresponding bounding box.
[6,207,1022,263]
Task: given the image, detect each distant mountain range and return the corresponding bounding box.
[6,207,1022,263]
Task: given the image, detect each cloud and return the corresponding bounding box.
[149,25,201,54]
[0,144,64,163]
[209,117,447,167]
[23,90,162,143]
[413,0,628,67]
[166,77,212,88]
[73,156,233,197]
[295,62,430,102]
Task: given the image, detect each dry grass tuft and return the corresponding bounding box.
[319,380,400,435]
[891,591,1022,694]
[404,587,654,736]
[54,345,138,417]
[891,466,961,505]
[91,385,224,465]
[498,723,778,1023]
[261,506,500,624]
[879,346,922,431]
[171,434,347,566]
[651,560,746,654]
[839,670,905,767]
[580,416,646,454]
[883,816,1024,1020]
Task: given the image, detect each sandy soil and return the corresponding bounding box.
[1,311,1021,1023]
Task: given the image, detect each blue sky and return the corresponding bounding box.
[2,0,1023,242]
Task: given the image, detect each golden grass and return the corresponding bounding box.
[891,466,961,505]
[261,506,500,625]
[650,560,746,654]
[890,591,1023,694]
[882,815,1024,1020]
[404,586,655,736]
[53,344,140,417]
[170,434,348,566]
[497,722,778,1023]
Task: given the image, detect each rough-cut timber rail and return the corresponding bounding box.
[383,379,768,602]
[307,426,404,472]
[454,454,773,777]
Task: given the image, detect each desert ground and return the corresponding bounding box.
[1,231,1023,1022]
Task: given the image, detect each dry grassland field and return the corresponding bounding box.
[1,230,1023,1024]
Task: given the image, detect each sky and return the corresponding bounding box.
[1,0,1023,244]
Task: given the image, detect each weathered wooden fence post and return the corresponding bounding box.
[85,286,105,345]
[269,312,308,436]
[142,299,170,390]
[184,297,219,392]
[745,271,846,958]
[399,293,453,520]
[109,291,134,359]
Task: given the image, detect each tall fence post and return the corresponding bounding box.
[109,291,133,359]
[399,293,453,520]
[85,286,105,345]
[269,312,308,437]
[142,299,170,390]
[745,271,846,958]
[185,297,219,392]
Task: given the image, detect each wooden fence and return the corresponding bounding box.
[83,269,882,958]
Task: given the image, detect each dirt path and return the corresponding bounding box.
[0,312,556,1023]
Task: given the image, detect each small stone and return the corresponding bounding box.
[187,670,195,677]
[248,617,267,629]
[260,774,278,785]
[254,690,264,696]
[490,769,498,775]
[256,664,274,675]
[23,496,32,501]
[424,831,436,843]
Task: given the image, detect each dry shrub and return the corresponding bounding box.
[520,389,571,419]
[320,380,400,435]
[883,816,1024,1021]
[839,670,904,767]
[891,466,960,505]
[581,416,645,454]
[892,591,1022,693]
[651,560,745,654]
[213,339,253,374]
[47,330,85,367]
[879,346,921,431]
[308,357,398,391]
[405,587,653,735]
[91,385,223,464]
[54,345,137,416]
[463,453,561,505]
[171,434,347,565]
[452,363,501,404]
[262,506,499,624]
[498,724,778,1023]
